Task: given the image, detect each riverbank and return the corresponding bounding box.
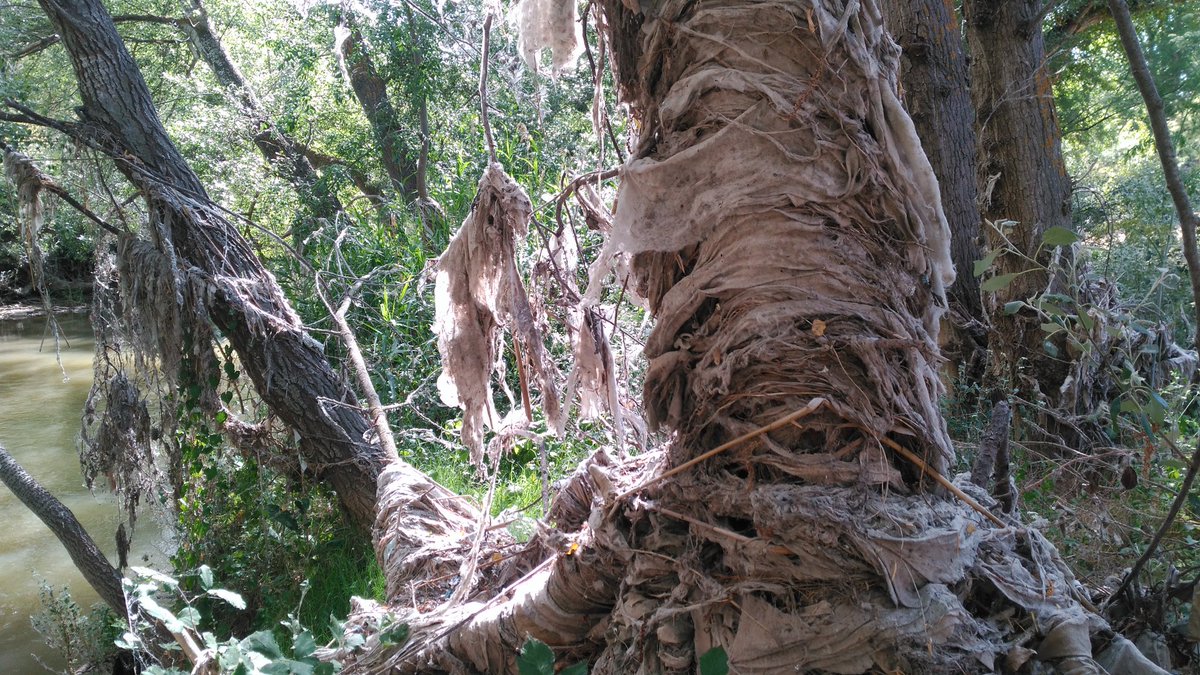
[0,303,90,321]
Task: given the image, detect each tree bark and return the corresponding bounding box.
[38,0,385,529]
[965,0,1075,405]
[340,2,1120,673]
[883,0,983,324]
[175,0,344,249]
[883,0,988,387]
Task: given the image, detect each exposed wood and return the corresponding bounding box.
[971,399,1011,490]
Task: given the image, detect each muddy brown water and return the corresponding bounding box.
[0,314,165,673]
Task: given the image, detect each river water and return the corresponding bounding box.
[0,313,164,673]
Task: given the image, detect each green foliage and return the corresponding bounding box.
[518,637,586,675]
[30,583,121,674]
[699,647,730,675]
[120,566,349,675]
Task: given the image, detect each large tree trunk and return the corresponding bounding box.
[965,0,1075,406]
[40,0,384,528]
[883,0,988,388]
[339,2,1136,673]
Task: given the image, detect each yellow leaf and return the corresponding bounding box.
[812,319,827,337]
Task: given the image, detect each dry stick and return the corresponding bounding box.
[878,436,1006,528]
[334,290,399,460]
[512,336,534,422]
[1103,0,1200,608]
[478,13,497,165]
[447,449,501,607]
[614,397,827,502]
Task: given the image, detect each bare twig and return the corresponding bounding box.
[1107,0,1200,357]
[1102,0,1200,610]
[879,436,1007,528]
[478,13,497,164]
[1103,436,1200,608]
[615,398,827,501]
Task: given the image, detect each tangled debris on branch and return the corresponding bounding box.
[338,0,1171,671]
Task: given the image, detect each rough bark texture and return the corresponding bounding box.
[40,0,385,529]
[965,0,1075,405]
[883,0,984,327]
[0,443,125,614]
[338,2,1155,674]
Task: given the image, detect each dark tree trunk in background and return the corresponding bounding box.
[338,17,443,248]
[39,0,386,529]
[339,21,421,203]
[883,0,987,385]
[965,0,1075,406]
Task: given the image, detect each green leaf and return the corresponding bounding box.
[262,660,315,675]
[1042,226,1080,247]
[115,631,142,650]
[560,663,588,675]
[132,566,179,587]
[1043,340,1059,357]
[1147,391,1169,426]
[217,644,243,670]
[293,631,317,658]
[517,637,556,675]
[699,647,730,675]
[1003,301,1024,315]
[1075,304,1095,332]
[1040,322,1060,334]
[241,630,283,659]
[138,595,183,632]
[973,249,1002,277]
[1039,301,1067,317]
[981,272,1021,293]
[198,565,214,590]
[379,623,409,646]
[177,606,201,629]
[208,588,247,610]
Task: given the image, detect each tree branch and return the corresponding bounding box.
[1101,0,1200,609]
[1107,0,1200,356]
[0,443,125,615]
